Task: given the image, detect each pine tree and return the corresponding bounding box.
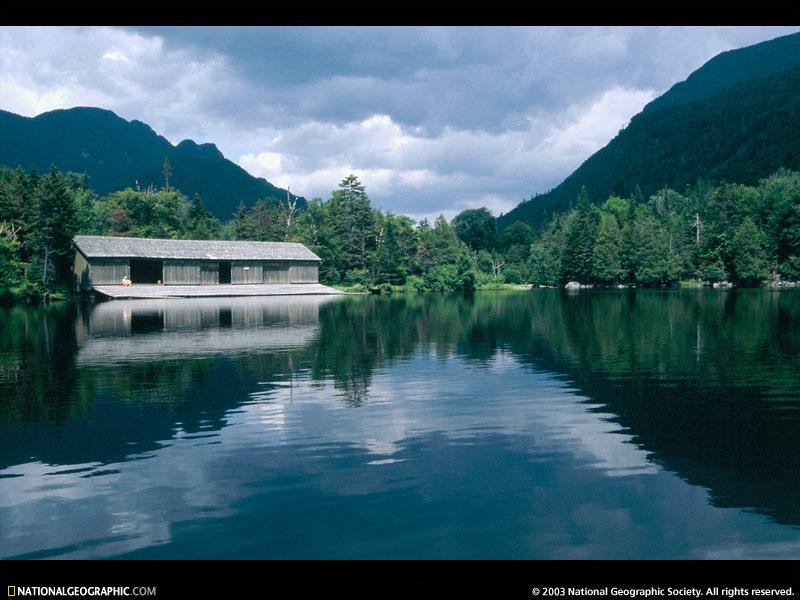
[242,200,286,241]
[231,201,249,240]
[328,175,377,273]
[622,187,641,282]
[0,167,30,223]
[728,217,769,285]
[0,221,23,289]
[187,193,218,240]
[430,215,462,266]
[528,242,559,286]
[592,213,624,284]
[415,218,435,273]
[630,211,680,285]
[28,167,77,288]
[779,203,800,279]
[559,187,597,283]
[375,213,404,284]
[759,171,800,277]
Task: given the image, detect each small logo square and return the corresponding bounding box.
[8,587,15,597]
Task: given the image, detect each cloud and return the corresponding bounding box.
[237,85,655,216]
[0,27,248,151]
[1,26,798,218]
[538,86,657,168]
[101,49,130,63]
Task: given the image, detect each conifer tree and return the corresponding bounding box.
[559,187,597,283]
[231,201,249,240]
[32,167,77,287]
[187,193,219,240]
[728,217,769,285]
[528,242,559,286]
[328,175,377,273]
[592,213,625,284]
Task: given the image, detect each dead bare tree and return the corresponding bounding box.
[0,221,21,239]
[284,186,300,239]
[491,255,505,277]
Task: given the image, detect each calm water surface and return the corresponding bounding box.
[1,290,799,559]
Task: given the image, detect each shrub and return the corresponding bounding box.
[344,268,370,286]
[502,264,524,284]
[403,275,426,292]
[424,264,461,292]
[703,259,728,283]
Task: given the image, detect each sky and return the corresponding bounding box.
[1,26,798,221]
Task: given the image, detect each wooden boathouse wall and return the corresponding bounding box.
[163,260,222,285]
[263,261,291,284]
[77,258,320,287]
[74,251,130,287]
[73,236,322,290]
[288,262,319,283]
[231,261,262,284]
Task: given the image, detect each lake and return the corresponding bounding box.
[1,289,799,559]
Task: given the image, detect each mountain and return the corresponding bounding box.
[0,107,300,220]
[498,32,800,231]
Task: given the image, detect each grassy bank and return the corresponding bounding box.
[678,279,706,288]
[332,282,534,294]
[0,285,76,305]
[476,283,532,291]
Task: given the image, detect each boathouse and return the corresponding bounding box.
[73,236,333,298]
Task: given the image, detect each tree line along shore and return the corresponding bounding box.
[0,165,798,302]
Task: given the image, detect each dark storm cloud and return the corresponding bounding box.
[1,26,798,217]
[133,27,799,134]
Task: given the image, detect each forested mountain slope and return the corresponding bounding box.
[499,33,800,230]
[0,107,299,219]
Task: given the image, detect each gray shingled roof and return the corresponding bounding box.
[74,235,320,261]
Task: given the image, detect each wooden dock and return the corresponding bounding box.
[93,283,345,299]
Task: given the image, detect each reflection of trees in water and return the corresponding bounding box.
[0,303,81,427]
[0,302,231,468]
[309,294,489,405]
[0,299,324,468]
[514,290,800,394]
[315,290,799,390]
[2,290,799,524]
[484,290,800,526]
[312,290,800,525]
[3,290,799,422]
